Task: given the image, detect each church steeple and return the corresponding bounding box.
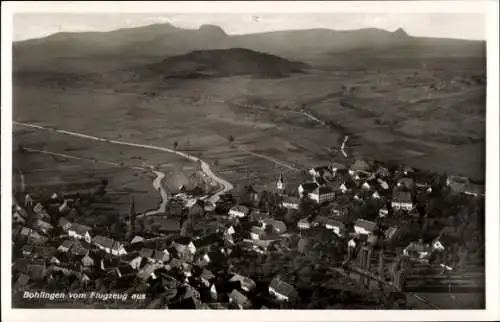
[277,171,285,193]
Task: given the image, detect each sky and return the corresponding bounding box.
[13,13,486,42]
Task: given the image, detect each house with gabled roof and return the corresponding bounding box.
[308,166,332,179]
[34,219,54,235]
[403,239,431,261]
[68,223,92,243]
[379,206,389,217]
[384,226,400,241]
[151,250,170,263]
[309,186,335,204]
[298,182,319,198]
[228,205,250,218]
[20,227,48,244]
[325,219,345,237]
[193,233,223,251]
[354,219,377,236]
[250,226,266,240]
[130,235,145,244]
[229,289,252,309]
[281,195,300,210]
[21,245,34,258]
[70,242,89,256]
[81,254,95,267]
[229,274,256,293]
[14,274,30,291]
[269,277,298,303]
[93,235,118,254]
[137,262,162,281]
[431,234,455,252]
[397,177,415,189]
[375,166,391,178]
[391,190,413,211]
[297,218,312,230]
[58,217,72,232]
[33,246,57,259]
[12,211,26,225]
[200,269,216,287]
[173,237,197,260]
[330,162,347,173]
[139,248,154,259]
[129,255,143,270]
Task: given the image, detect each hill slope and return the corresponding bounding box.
[140,48,309,79]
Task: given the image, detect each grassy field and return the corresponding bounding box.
[13,62,485,190]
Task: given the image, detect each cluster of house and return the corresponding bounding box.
[11,157,483,307]
[12,191,299,309]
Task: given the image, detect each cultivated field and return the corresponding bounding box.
[12,126,204,214]
[13,60,485,188]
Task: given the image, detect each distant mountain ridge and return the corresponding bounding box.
[13,23,485,72]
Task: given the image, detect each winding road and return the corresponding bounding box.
[14,121,234,212]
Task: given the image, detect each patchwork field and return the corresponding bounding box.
[14,61,485,188]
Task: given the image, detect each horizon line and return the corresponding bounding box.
[13,21,486,43]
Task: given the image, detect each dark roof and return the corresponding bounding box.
[13,259,30,273]
[58,217,71,226]
[112,241,124,251]
[313,216,329,226]
[355,219,377,232]
[331,162,347,170]
[282,196,300,204]
[60,239,77,250]
[318,187,334,195]
[168,258,184,269]
[16,274,30,286]
[152,250,169,262]
[22,245,34,254]
[35,246,57,258]
[193,233,223,248]
[139,248,154,258]
[117,264,136,276]
[315,177,328,186]
[70,223,91,235]
[269,277,298,299]
[392,191,412,203]
[94,235,115,249]
[398,177,414,187]
[300,182,319,193]
[70,243,89,256]
[200,269,215,281]
[229,289,249,305]
[175,236,193,245]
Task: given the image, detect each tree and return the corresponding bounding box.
[173,141,179,150]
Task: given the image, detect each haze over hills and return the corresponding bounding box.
[13,22,485,73]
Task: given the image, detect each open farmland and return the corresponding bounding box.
[12,149,157,215]
[14,59,485,185]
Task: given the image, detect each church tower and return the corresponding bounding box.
[277,171,285,193]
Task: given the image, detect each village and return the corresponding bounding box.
[11,156,485,309]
